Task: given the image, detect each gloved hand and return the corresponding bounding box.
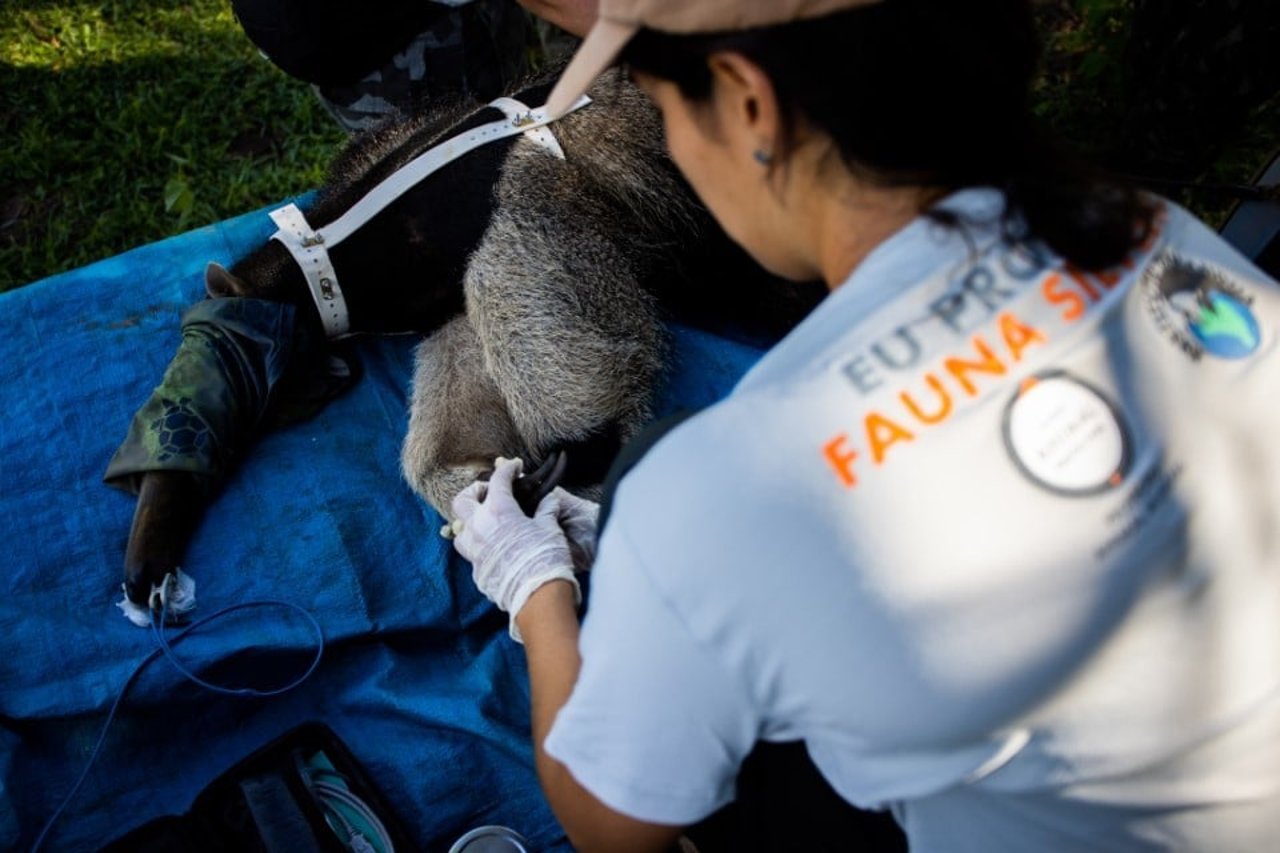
[452,458,581,642]
[553,487,600,572]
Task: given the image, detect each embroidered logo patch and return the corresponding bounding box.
[1002,371,1131,496]
[1141,252,1261,360]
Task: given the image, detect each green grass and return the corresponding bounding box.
[1,0,344,291]
[1,1,1276,292]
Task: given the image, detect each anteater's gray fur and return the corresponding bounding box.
[220,68,698,519]
[397,71,709,516]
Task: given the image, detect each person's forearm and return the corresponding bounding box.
[516,581,599,842]
[517,579,582,757]
[516,581,681,852]
[516,0,597,38]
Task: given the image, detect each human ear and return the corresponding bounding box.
[705,52,783,161]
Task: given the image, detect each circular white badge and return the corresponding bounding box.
[1003,373,1129,495]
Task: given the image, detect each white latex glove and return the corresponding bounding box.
[452,457,581,642]
[553,487,600,572]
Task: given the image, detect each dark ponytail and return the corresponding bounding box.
[622,0,1155,272]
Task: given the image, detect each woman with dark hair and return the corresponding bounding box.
[449,1,1280,850]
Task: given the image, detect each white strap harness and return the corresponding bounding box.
[268,94,592,338]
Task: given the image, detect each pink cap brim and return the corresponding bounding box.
[545,19,640,119]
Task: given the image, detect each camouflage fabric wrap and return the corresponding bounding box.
[104,298,299,496]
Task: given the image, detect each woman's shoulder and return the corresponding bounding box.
[600,392,835,579]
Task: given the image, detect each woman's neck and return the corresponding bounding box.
[813,182,938,289]
[779,140,938,289]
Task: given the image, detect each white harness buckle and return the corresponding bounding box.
[266,94,591,340]
[489,97,569,160]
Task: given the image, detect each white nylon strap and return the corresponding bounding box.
[322,94,590,247]
[269,204,352,338]
[266,94,591,340]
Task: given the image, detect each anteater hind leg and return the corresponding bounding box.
[401,315,525,520]
[462,208,665,480]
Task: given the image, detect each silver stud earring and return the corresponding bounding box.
[753,149,773,166]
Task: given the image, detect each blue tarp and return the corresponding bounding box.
[0,205,764,851]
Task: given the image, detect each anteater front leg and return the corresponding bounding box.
[105,291,302,604]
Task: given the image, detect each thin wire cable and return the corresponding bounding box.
[30,599,324,852]
[149,599,324,697]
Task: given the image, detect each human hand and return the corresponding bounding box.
[553,487,599,572]
[452,458,581,642]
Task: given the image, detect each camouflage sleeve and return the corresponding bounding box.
[103,298,299,496]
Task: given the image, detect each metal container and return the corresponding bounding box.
[447,825,531,853]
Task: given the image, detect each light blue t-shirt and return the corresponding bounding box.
[544,191,1280,850]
